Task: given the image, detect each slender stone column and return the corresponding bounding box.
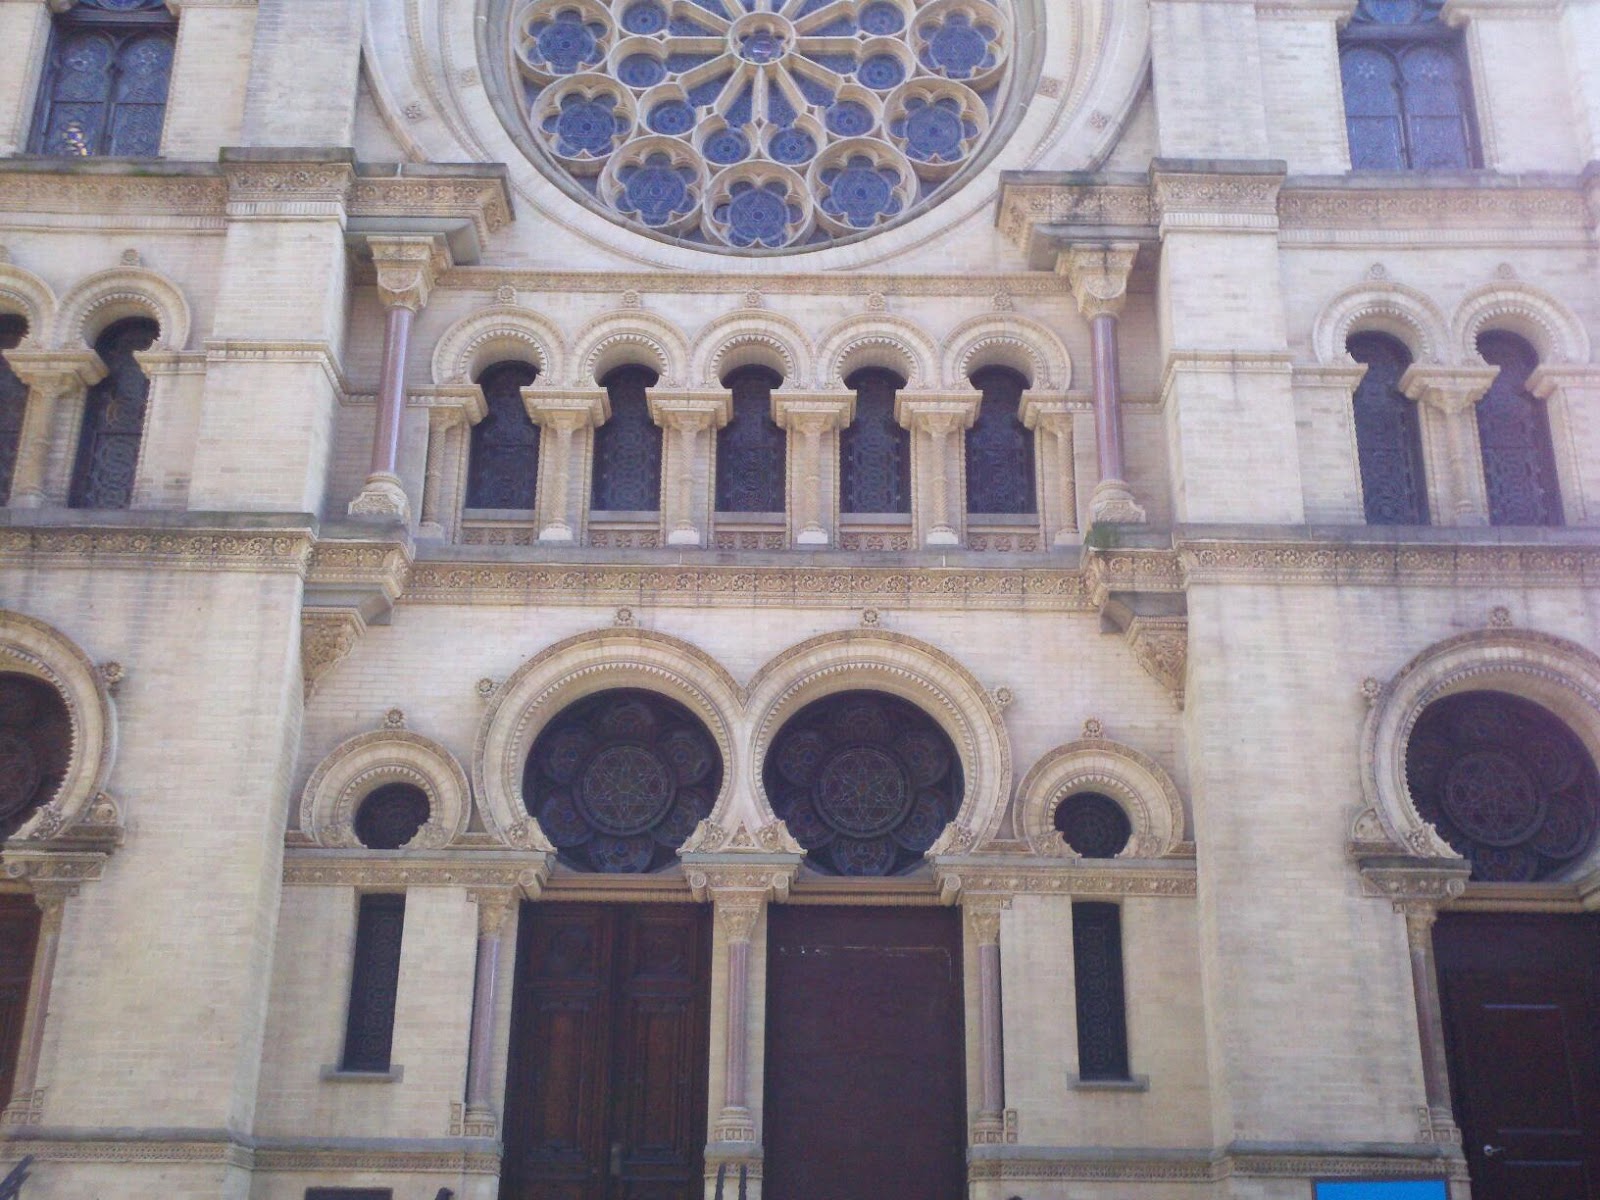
[1,888,68,1128]
[712,897,763,1142]
[1059,243,1146,525]
[1401,903,1462,1146]
[1021,399,1078,545]
[526,392,606,543]
[897,397,977,547]
[649,394,727,547]
[417,410,460,538]
[1400,364,1498,527]
[1,351,107,508]
[463,888,516,1136]
[965,898,1010,1144]
[349,236,448,524]
[773,394,850,547]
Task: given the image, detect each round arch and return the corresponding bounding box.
[941,313,1073,391]
[299,728,473,850]
[0,264,57,348]
[570,309,690,388]
[1453,281,1591,367]
[814,315,940,391]
[430,304,567,385]
[689,310,814,387]
[1013,737,1185,858]
[55,267,191,351]
[1312,281,1451,367]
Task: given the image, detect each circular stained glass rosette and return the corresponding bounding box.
[510,0,1012,250]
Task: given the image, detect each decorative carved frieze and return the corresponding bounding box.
[281,849,554,893]
[0,526,314,574]
[306,539,414,604]
[933,856,1198,903]
[1357,856,1471,911]
[1176,539,1600,587]
[350,174,515,248]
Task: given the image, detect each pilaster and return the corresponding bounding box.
[1148,0,1271,158]
[1400,364,1498,527]
[129,349,207,510]
[0,349,106,508]
[1528,363,1600,526]
[0,1,50,157]
[239,0,364,149]
[650,392,730,547]
[525,389,607,544]
[896,394,978,547]
[1019,399,1079,545]
[160,0,259,158]
[773,392,851,547]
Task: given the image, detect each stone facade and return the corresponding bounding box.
[0,0,1596,1198]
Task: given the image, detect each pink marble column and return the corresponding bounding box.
[463,890,514,1135]
[1091,313,1128,492]
[1403,905,1461,1144]
[369,303,413,480]
[966,900,1009,1143]
[713,898,762,1142]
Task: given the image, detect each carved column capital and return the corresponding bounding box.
[369,235,450,314]
[649,392,731,432]
[962,896,1010,945]
[1056,242,1140,321]
[1399,364,1498,413]
[772,393,852,433]
[2,349,108,397]
[525,389,608,430]
[895,395,978,434]
[714,896,765,942]
[469,887,518,937]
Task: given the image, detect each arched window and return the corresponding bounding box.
[840,368,910,514]
[353,783,431,851]
[1054,792,1132,859]
[1348,331,1429,525]
[0,672,72,841]
[69,316,157,510]
[1476,331,1562,527]
[0,315,28,505]
[466,361,540,509]
[29,0,176,158]
[965,366,1035,515]
[592,365,662,512]
[716,365,785,513]
[1339,0,1476,171]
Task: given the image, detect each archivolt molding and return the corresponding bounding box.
[569,310,690,388]
[474,628,744,853]
[430,305,567,386]
[941,313,1073,391]
[744,630,1013,855]
[689,311,814,387]
[1013,738,1185,859]
[299,728,472,850]
[1361,628,1600,874]
[1312,280,1451,367]
[54,266,191,351]
[0,611,117,844]
[1453,281,1591,366]
[0,264,56,347]
[814,315,940,392]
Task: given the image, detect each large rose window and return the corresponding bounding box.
[524,689,722,873]
[763,690,962,875]
[1405,690,1600,882]
[508,0,1012,250]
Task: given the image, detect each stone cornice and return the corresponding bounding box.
[969,1144,1465,1183]
[282,848,552,892]
[933,855,1198,902]
[438,269,1067,298]
[1176,535,1600,587]
[0,521,314,575]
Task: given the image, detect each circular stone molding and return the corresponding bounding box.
[1015,738,1185,859]
[299,729,472,850]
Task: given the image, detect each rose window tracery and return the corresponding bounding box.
[763,690,961,876]
[508,0,1012,250]
[1405,690,1600,882]
[523,689,722,873]
[0,673,72,841]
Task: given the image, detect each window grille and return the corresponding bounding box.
[340,894,405,1072]
[1476,331,1562,527]
[716,366,785,513]
[0,316,27,505]
[1348,332,1429,525]
[68,317,157,510]
[466,361,540,509]
[965,366,1035,515]
[353,784,431,851]
[1072,901,1130,1081]
[1054,792,1132,859]
[1339,0,1476,171]
[840,369,910,514]
[29,0,176,159]
[592,365,662,511]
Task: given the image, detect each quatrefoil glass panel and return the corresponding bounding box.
[510,0,1011,251]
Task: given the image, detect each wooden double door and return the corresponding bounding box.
[1435,913,1600,1200]
[501,903,711,1200]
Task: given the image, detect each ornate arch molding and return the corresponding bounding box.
[0,264,57,346]
[814,315,940,391]
[744,631,1012,856]
[570,310,690,388]
[299,729,473,850]
[1313,281,1451,367]
[430,305,567,386]
[1360,628,1600,874]
[1014,737,1185,859]
[941,313,1073,391]
[54,267,191,350]
[0,611,119,846]
[689,311,814,387]
[474,628,744,853]
[1453,282,1591,367]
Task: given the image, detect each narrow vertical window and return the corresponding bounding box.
[69,316,157,510]
[0,316,29,505]
[716,365,785,513]
[1072,901,1129,1082]
[965,366,1035,515]
[341,894,405,1073]
[29,0,177,159]
[466,361,540,509]
[0,896,41,1112]
[1339,0,1475,171]
[1476,331,1562,527]
[1348,332,1429,525]
[591,365,661,512]
[840,368,910,514]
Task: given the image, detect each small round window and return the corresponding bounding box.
[354,783,432,850]
[1053,791,1131,858]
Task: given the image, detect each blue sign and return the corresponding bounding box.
[1314,1183,1448,1200]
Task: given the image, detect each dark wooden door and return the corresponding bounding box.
[1435,913,1600,1200]
[501,903,711,1200]
[763,905,966,1200]
[0,896,39,1112]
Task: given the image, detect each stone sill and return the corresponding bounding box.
[1070,1073,1150,1093]
[320,1065,404,1084]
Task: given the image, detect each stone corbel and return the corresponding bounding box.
[1019,397,1080,545]
[0,350,107,508]
[896,394,979,546]
[773,393,852,547]
[301,607,365,700]
[1400,364,1498,527]
[1125,615,1187,708]
[1057,243,1138,323]
[649,392,730,547]
[525,389,608,543]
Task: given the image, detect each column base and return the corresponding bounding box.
[712,1106,757,1142]
[1090,479,1146,524]
[461,1103,499,1139]
[538,521,575,543]
[667,526,703,546]
[796,526,828,545]
[970,1107,1018,1145]
[8,491,45,510]
[1,1089,44,1127]
[1421,1106,1463,1146]
[348,473,411,524]
[925,526,959,546]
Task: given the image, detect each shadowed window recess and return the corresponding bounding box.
[1073,901,1130,1081]
[69,316,157,510]
[340,894,406,1073]
[965,365,1035,515]
[1348,332,1429,525]
[0,316,28,505]
[840,368,910,514]
[467,361,541,509]
[1475,331,1562,527]
[592,365,662,511]
[716,365,786,513]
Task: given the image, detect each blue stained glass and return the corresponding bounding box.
[669,13,718,33]
[722,180,796,247]
[858,55,905,90]
[649,99,695,133]
[809,17,857,35]
[687,72,732,105]
[895,95,970,162]
[618,53,667,87]
[822,155,902,227]
[705,128,750,163]
[737,28,787,62]
[665,52,716,72]
[769,126,816,163]
[826,100,873,136]
[80,0,167,8]
[1353,0,1443,22]
[533,10,605,73]
[794,73,834,105]
[688,0,730,16]
[808,53,858,74]
[617,153,697,225]
[792,0,833,17]
[860,2,905,34]
[546,92,625,155]
[725,83,753,125]
[921,13,995,78]
[767,87,797,126]
[621,1,667,33]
